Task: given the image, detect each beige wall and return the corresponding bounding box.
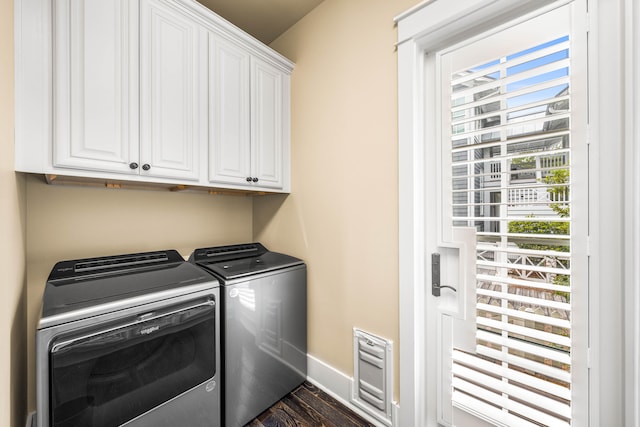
[25,178,254,411]
[255,0,419,402]
[0,0,28,426]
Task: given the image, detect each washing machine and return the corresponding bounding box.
[189,243,307,427]
[36,250,221,427]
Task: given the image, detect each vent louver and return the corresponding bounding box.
[74,253,169,272]
[352,328,393,426]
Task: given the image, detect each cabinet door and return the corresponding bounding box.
[251,58,284,189]
[208,35,251,186]
[53,0,139,173]
[140,0,202,181]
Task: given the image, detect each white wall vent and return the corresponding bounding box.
[352,328,393,426]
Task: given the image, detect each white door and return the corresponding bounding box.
[428,3,588,426]
[139,0,202,181]
[251,58,284,189]
[208,34,251,186]
[53,0,139,174]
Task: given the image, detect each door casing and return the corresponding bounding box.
[396,0,628,425]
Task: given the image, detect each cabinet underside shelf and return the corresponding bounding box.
[42,174,278,196]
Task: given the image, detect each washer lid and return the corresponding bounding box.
[190,243,304,280]
[41,250,218,323]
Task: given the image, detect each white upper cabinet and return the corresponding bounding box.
[52,0,139,174]
[15,0,293,192]
[208,37,290,190]
[139,0,202,181]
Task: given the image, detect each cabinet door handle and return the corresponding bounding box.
[252,177,259,183]
[142,164,151,171]
[129,162,139,170]
[246,177,252,182]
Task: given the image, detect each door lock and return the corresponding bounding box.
[431,253,457,297]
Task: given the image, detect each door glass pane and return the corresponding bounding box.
[450,35,572,426]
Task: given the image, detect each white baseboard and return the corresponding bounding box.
[306,354,399,427]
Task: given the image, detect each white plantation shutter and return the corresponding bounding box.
[449,35,573,426]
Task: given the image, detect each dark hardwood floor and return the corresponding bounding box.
[245,382,376,427]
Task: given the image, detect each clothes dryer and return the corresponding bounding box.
[189,243,307,427]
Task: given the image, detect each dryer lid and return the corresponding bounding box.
[190,243,304,280]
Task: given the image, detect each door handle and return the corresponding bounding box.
[431,253,457,297]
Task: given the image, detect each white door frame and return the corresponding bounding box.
[624,0,640,425]
[396,0,634,425]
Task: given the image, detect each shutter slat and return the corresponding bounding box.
[453,391,541,427]
[476,259,569,277]
[453,183,570,195]
[451,110,570,140]
[452,94,570,128]
[453,216,570,223]
[452,378,571,426]
[452,57,570,101]
[451,76,569,114]
[477,303,571,329]
[452,363,571,418]
[504,39,570,70]
[476,231,570,242]
[476,287,571,311]
[476,330,571,364]
[476,273,571,293]
[476,316,571,348]
[477,345,572,383]
[451,39,570,87]
[453,349,572,400]
[450,129,570,151]
[476,244,571,258]
[451,147,570,165]
[454,200,572,208]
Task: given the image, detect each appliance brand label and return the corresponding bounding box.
[140,325,160,335]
